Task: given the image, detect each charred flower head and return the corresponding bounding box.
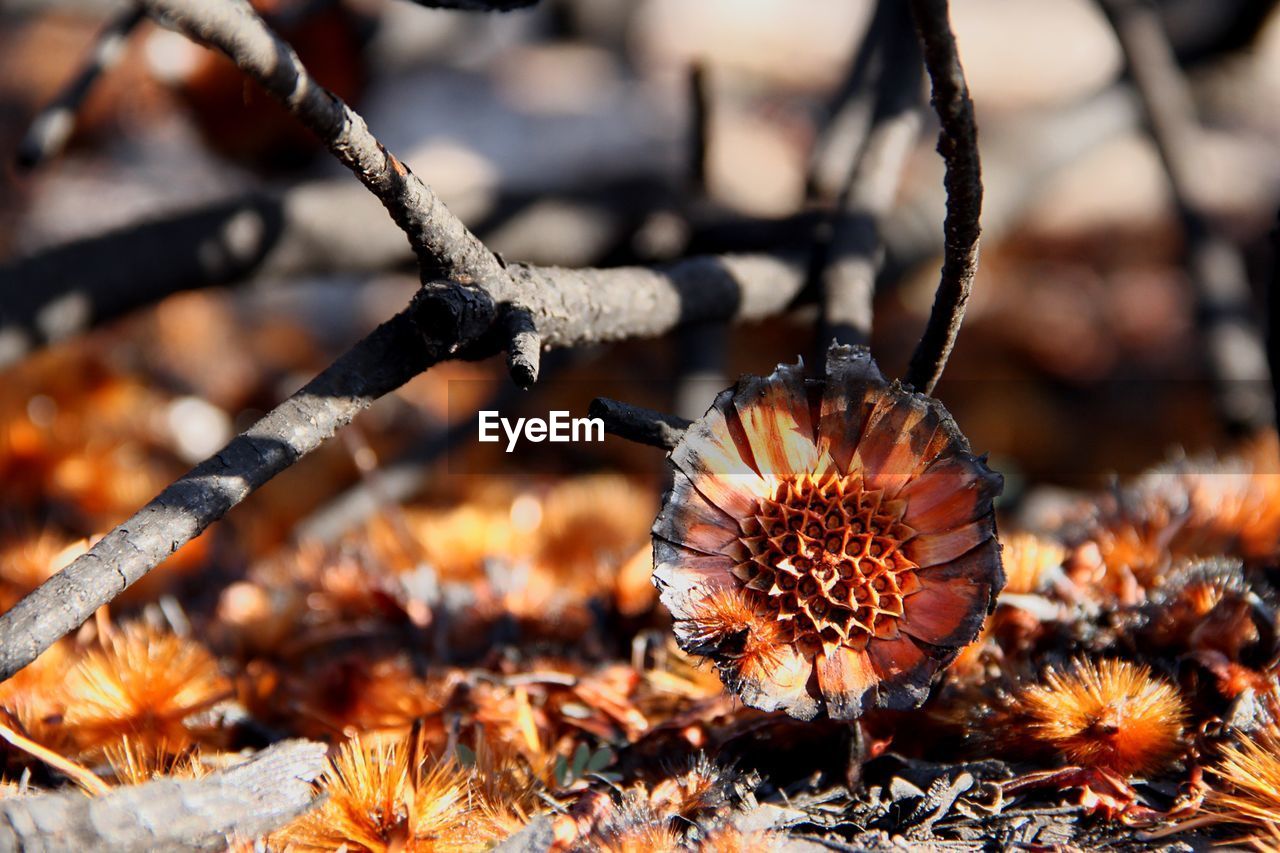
[653,346,1003,720]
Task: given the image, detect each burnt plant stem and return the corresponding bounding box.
[903,0,983,395]
[589,398,692,451]
[504,307,542,388]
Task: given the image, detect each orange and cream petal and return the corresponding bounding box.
[904,515,998,569]
[652,469,743,556]
[899,572,994,647]
[913,536,1005,587]
[732,642,819,720]
[900,453,1003,533]
[854,392,952,497]
[652,540,738,620]
[731,361,819,480]
[818,345,886,472]
[815,645,878,720]
[670,387,773,521]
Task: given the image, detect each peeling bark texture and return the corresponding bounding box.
[817,0,923,350]
[903,0,983,396]
[589,398,692,451]
[0,250,806,682]
[509,254,805,347]
[504,307,542,388]
[0,740,326,851]
[1098,0,1273,435]
[141,0,514,342]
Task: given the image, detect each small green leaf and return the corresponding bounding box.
[585,746,614,772]
[570,742,591,780]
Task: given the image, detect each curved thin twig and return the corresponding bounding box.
[903,0,983,395]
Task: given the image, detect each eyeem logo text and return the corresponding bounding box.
[478,411,605,452]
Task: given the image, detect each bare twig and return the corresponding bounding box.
[688,62,712,197]
[806,3,891,200]
[0,740,326,851]
[673,322,728,421]
[1098,0,1272,434]
[816,0,923,350]
[589,398,692,451]
[903,0,983,395]
[16,6,145,169]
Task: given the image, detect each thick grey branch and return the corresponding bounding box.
[903,0,983,395]
[0,740,326,851]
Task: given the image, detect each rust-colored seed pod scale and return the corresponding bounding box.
[652,345,1004,720]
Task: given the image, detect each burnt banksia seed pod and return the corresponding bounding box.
[652,345,1004,720]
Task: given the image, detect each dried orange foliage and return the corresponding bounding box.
[1207,723,1280,839]
[999,532,1064,595]
[61,623,231,756]
[274,731,516,852]
[1004,659,1187,777]
[1065,436,1280,605]
[655,346,1003,719]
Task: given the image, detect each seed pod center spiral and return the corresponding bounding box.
[736,471,920,654]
